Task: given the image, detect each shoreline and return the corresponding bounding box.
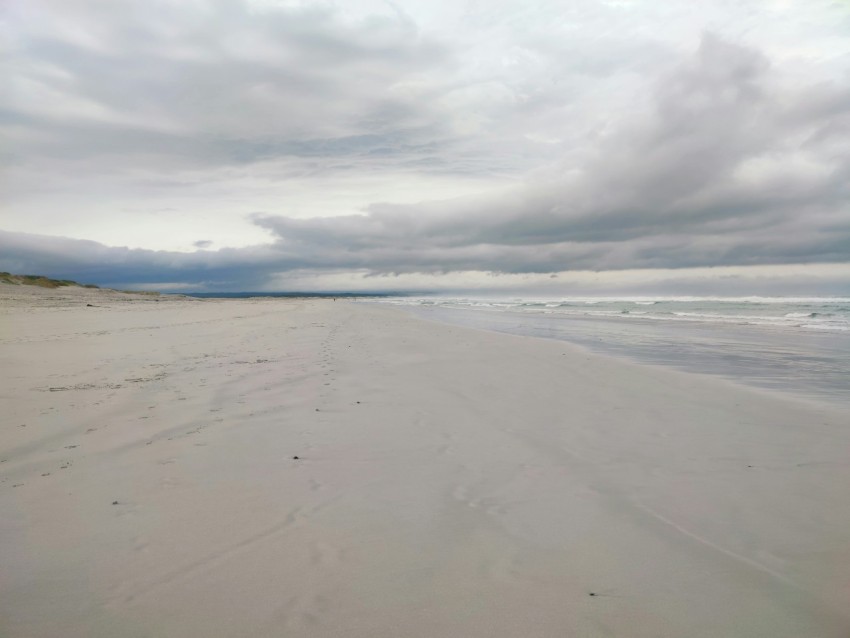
[2,285,850,637]
[397,301,850,410]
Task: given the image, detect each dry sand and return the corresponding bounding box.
[2,284,850,637]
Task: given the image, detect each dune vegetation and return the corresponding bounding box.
[0,272,99,289]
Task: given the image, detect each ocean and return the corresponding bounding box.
[372,296,850,408]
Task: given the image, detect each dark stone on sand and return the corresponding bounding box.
[292,456,300,460]
[86,303,94,307]
[112,501,119,505]
[588,592,597,596]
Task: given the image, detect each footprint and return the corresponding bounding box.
[309,542,345,567]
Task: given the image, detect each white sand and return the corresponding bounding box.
[2,285,850,637]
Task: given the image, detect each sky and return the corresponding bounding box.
[2,0,850,293]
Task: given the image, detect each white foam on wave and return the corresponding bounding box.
[374,295,850,333]
[802,323,850,331]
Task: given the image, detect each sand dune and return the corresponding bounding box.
[2,285,849,637]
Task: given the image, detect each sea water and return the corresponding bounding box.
[374,296,850,408]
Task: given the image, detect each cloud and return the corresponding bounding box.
[247,36,850,274]
[0,230,280,289]
[2,0,459,169]
[2,2,849,291]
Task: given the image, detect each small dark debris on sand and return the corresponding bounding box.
[292,456,300,460]
[86,303,94,307]
[112,500,119,505]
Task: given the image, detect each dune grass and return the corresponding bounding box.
[0,272,99,289]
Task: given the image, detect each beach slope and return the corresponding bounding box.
[2,286,849,637]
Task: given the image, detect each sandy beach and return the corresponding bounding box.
[2,285,850,638]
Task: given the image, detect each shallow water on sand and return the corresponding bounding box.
[385,299,850,409]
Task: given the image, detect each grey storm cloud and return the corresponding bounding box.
[3,2,450,166]
[2,1,849,289]
[252,35,850,275]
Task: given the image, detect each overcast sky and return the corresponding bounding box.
[2,0,850,293]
